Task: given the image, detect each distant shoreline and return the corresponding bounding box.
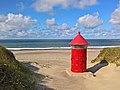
[7,46,120,51]
[1,39,120,49]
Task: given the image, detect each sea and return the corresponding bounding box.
[0,39,120,50]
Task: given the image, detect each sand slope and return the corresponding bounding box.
[12,49,120,90]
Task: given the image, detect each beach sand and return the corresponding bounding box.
[12,49,120,90]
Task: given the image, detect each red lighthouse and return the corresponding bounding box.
[70,32,89,73]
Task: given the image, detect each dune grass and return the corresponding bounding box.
[0,45,39,90]
[91,47,120,66]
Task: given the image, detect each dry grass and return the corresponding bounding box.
[91,47,120,66]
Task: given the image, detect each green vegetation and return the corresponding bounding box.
[0,45,38,90]
[91,47,120,66]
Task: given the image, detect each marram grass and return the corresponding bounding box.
[0,45,37,90]
[91,47,120,66]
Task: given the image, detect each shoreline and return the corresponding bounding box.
[7,46,120,51]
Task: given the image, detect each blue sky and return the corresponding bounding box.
[0,0,120,39]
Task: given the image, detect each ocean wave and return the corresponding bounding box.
[7,46,120,50]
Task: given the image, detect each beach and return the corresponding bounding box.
[12,48,120,90]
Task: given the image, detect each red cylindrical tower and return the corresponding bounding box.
[69,32,89,73]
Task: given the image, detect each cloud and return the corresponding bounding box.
[112,25,120,31]
[46,18,56,25]
[77,12,103,29]
[109,6,120,24]
[45,18,79,38]
[0,13,38,38]
[0,13,37,31]
[16,2,25,10]
[44,13,103,38]
[45,18,70,31]
[109,3,120,32]
[16,31,27,36]
[0,15,7,22]
[32,0,97,13]
[57,23,69,30]
[75,0,97,8]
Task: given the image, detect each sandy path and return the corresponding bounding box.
[12,49,120,90]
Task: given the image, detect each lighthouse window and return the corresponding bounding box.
[72,45,86,49]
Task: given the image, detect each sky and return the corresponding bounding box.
[0,0,120,39]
